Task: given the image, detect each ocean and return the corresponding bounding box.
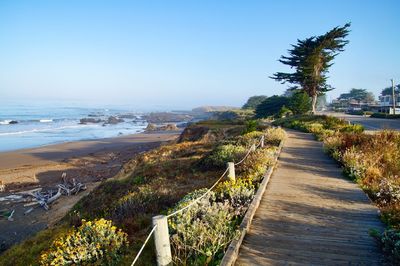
[0,103,147,152]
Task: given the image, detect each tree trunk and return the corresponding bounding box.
[311,94,317,114]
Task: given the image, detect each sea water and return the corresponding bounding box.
[0,103,147,152]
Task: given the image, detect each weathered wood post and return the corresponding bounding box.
[250,143,256,152]
[260,135,265,148]
[152,215,172,266]
[227,162,235,181]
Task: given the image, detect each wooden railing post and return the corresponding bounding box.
[227,162,235,181]
[152,215,172,266]
[250,143,256,152]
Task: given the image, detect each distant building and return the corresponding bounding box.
[379,94,400,114]
[330,98,379,113]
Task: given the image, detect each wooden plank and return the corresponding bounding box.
[236,130,386,265]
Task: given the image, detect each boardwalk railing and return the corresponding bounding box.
[131,135,266,266]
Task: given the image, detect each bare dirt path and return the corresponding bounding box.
[236,130,386,265]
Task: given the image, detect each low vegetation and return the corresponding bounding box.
[0,120,285,265]
[211,109,254,121]
[371,113,400,119]
[274,115,400,263]
[168,128,285,265]
[273,115,364,140]
[40,218,128,265]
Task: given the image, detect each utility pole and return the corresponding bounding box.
[392,79,396,115]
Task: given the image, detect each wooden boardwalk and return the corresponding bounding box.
[236,130,386,265]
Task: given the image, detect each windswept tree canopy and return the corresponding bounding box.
[255,95,288,118]
[271,23,351,113]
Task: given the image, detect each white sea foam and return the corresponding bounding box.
[0,125,85,136]
[39,119,53,123]
[0,120,12,125]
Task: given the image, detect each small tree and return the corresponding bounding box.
[339,88,375,102]
[272,23,351,114]
[242,95,268,109]
[278,106,292,118]
[289,91,312,114]
[381,85,400,96]
[255,95,288,118]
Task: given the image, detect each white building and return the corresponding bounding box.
[379,95,400,114]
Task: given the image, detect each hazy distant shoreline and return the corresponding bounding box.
[0,104,236,152]
[0,105,149,152]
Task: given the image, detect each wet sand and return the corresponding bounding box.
[0,130,180,252]
[0,131,180,188]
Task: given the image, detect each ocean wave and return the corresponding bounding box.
[0,125,86,136]
[0,119,54,125]
[0,120,12,125]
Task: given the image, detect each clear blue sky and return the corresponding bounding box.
[1,0,399,109]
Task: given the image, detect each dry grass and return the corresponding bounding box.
[0,121,246,266]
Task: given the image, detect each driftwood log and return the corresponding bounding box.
[4,173,87,214]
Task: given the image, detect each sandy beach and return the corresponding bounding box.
[0,130,180,252]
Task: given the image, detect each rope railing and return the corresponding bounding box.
[235,137,263,166]
[131,225,158,266]
[131,134,266,265]
[255,135,264,149]
[234,147,253,166]
[166,167,229,218]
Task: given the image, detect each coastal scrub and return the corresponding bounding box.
[40,218,128,265]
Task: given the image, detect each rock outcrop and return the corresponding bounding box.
[159,124,179,131]
[178,123,243,143]
[145,123,158,131]
[79,118,102,124]
[145,123,179,132]
[106,116,124,125]
[118,114,137,119]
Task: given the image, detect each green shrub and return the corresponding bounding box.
[371,113,400,119]
[341,147,367,180]
[305,123,324,134]
[237,148,276,182]
[205,144,246,167]
[264,127,286,146]
[168,190,238,265]
[380,229,400,262]
[114,186,160,219]
[376,179,400,206]
[236,131,264,147]
[242,120,259,134]
[278,105,292,118]
[323,133,342,154]
[273,115,363,138]
[40,219,128,265]
[340,124,364,133]
[216,179,255,216]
